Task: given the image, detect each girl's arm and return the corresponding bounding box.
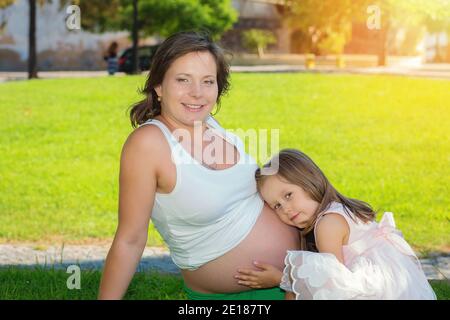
[315,213,350,263]
[234,261,283,289]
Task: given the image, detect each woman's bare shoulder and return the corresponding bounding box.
[121,124,169,163]
[127,123,167,146]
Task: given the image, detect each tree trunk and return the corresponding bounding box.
[28,0,38,79]
[377,23,388,66]
[377,13,390,67]
[257,45,264,58]
[131,0,139,74]
[434,33,441,62]
[446,33,450,62]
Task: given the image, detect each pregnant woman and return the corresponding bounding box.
[98,31,300,300]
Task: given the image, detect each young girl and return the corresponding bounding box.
[235,149,436,300]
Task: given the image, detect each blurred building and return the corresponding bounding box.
[221,0,385,55]
[423,32,449,62]
[0,0,135,71]
[220,0,287,53]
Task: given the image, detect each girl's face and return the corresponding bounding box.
[259,175,320,228]
[154,51,218,127]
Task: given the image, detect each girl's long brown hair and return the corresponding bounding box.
[127,30,231,128]
[255,148,376,250]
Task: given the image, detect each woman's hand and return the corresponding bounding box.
[234,261,282,289]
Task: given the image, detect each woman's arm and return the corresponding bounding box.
[98,127,160,299]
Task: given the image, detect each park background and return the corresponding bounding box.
[0,0,449,299]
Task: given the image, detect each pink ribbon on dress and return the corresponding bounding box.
[350,212,418,259]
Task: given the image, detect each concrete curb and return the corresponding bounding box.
[1,64,450,82]
[0,244,448,280]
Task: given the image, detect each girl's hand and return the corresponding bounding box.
[234,261,282,289]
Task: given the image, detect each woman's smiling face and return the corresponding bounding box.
[259,175,320,228]
[154,50,218,127]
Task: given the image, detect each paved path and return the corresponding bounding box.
[0,71,124,82]
[0,244,179,274]
[232,62,450,80]
[0,244,448,280]
[1,62,450,82]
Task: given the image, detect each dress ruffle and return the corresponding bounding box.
[282,251,385,299]
[280,256,293,293]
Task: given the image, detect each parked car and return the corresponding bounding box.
[118,45,160,74]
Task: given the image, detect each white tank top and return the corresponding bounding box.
[139,116,263,270]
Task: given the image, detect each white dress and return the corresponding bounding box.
[280,202,436,300]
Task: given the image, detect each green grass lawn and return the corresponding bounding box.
[0,267,448,300]
[0,73,448,254]
[0,267,186,300]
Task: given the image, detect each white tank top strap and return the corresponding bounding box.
[206,115,221,129]
[139,118,180,148]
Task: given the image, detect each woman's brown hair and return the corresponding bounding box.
[128,30,231,128]
[107,41,118,57]
[255,148,376,250]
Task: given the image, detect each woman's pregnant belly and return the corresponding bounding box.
[181,203,301,293]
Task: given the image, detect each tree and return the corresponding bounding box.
[72,0,123,32]
[0,0,14,7]
[280,0,372,55]
[28,0,37,78]
[368,0,450,65]
[0,0,54,78]
[422,0,450,62]
[29,0,56,78]
[76,0,237,72]
[130,0,138,74]
[242,29,276,58]
[281,0,450,65]
[0,1,15,35]
[128,0,237,40]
